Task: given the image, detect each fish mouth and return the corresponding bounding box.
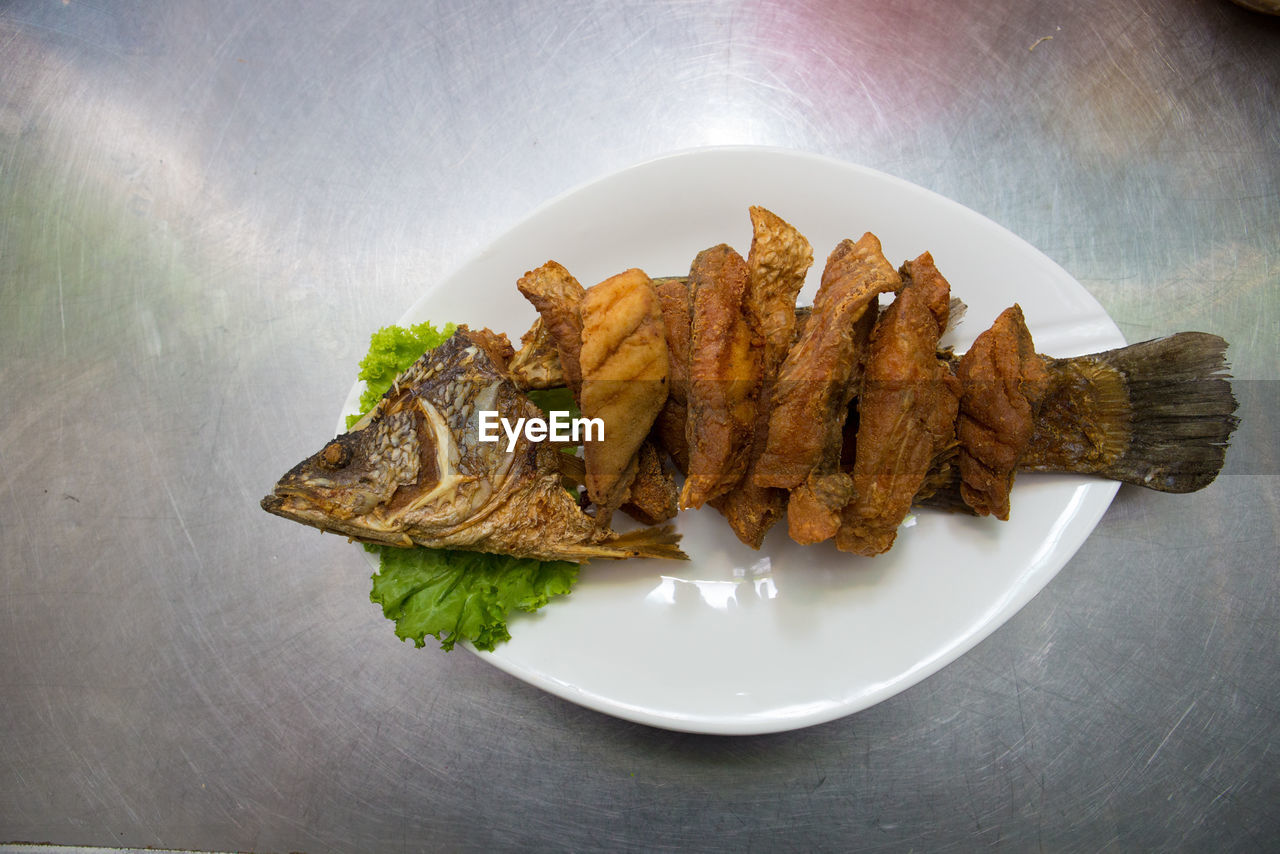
[260,491,326,526]
[260,492,410,548]
[260,492,292,517]
[260,486,327,517]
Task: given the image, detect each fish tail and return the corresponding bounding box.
[1022,332,1239,493]
[1094,332,1239,492]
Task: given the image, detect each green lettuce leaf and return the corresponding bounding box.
[348,319,580,652]
[368,545,578,652]
[345,320,456,428]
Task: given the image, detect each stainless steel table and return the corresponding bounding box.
[3,1,1277,851]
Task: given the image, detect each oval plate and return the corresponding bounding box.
[341,147,1124,735]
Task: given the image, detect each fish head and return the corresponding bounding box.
[261,325,583,551]
[260,408,423,545]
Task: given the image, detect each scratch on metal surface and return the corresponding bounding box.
[55,217,67,357]
[724,65,799,99]
[538,15,589,57]
[137,306,163,358]
[161,476,205,572]
[857,77,888,134]
[1202,613,1220,652]
[1145,700,1197,768]
[1014,660,1029,745]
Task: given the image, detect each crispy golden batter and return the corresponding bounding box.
[579,268,670,518]
[836,252,960,556]
[679,244,761,510]
[713,207,814,547]
[755,233,900,491]
[516,261,587,396]
[954,304,1049,520]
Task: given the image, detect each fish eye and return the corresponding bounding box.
[319,441,350,469]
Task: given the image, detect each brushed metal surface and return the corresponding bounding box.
[2,0,1277,851]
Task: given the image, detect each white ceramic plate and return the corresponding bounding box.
[341,147,1125,735]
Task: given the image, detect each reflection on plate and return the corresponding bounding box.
[342,147,1124,735]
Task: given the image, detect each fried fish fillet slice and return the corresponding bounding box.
[579,268,671,520]
[786,299,879,544]
[836,252,961,556]
[516,261,587,396]
[712,207,814,547]
[754,233,901,491]
[743,206,814,370]
[651,276,693,473]
[954,304,1050,520]
[262,326,686,562]
[508,315,567,390]
[653,277,693,400]
[680,244,762,510]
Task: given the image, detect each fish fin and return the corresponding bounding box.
[945,297,967,335]
[556,450,586,490]
[1023,332,1239,493]
[562,524,689,561]
[1096,332,1239,492]
[710,483,785,549]
[910,464,977,515]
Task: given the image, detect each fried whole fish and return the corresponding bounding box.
[261,326,687,563]
[272,206,1240,566]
